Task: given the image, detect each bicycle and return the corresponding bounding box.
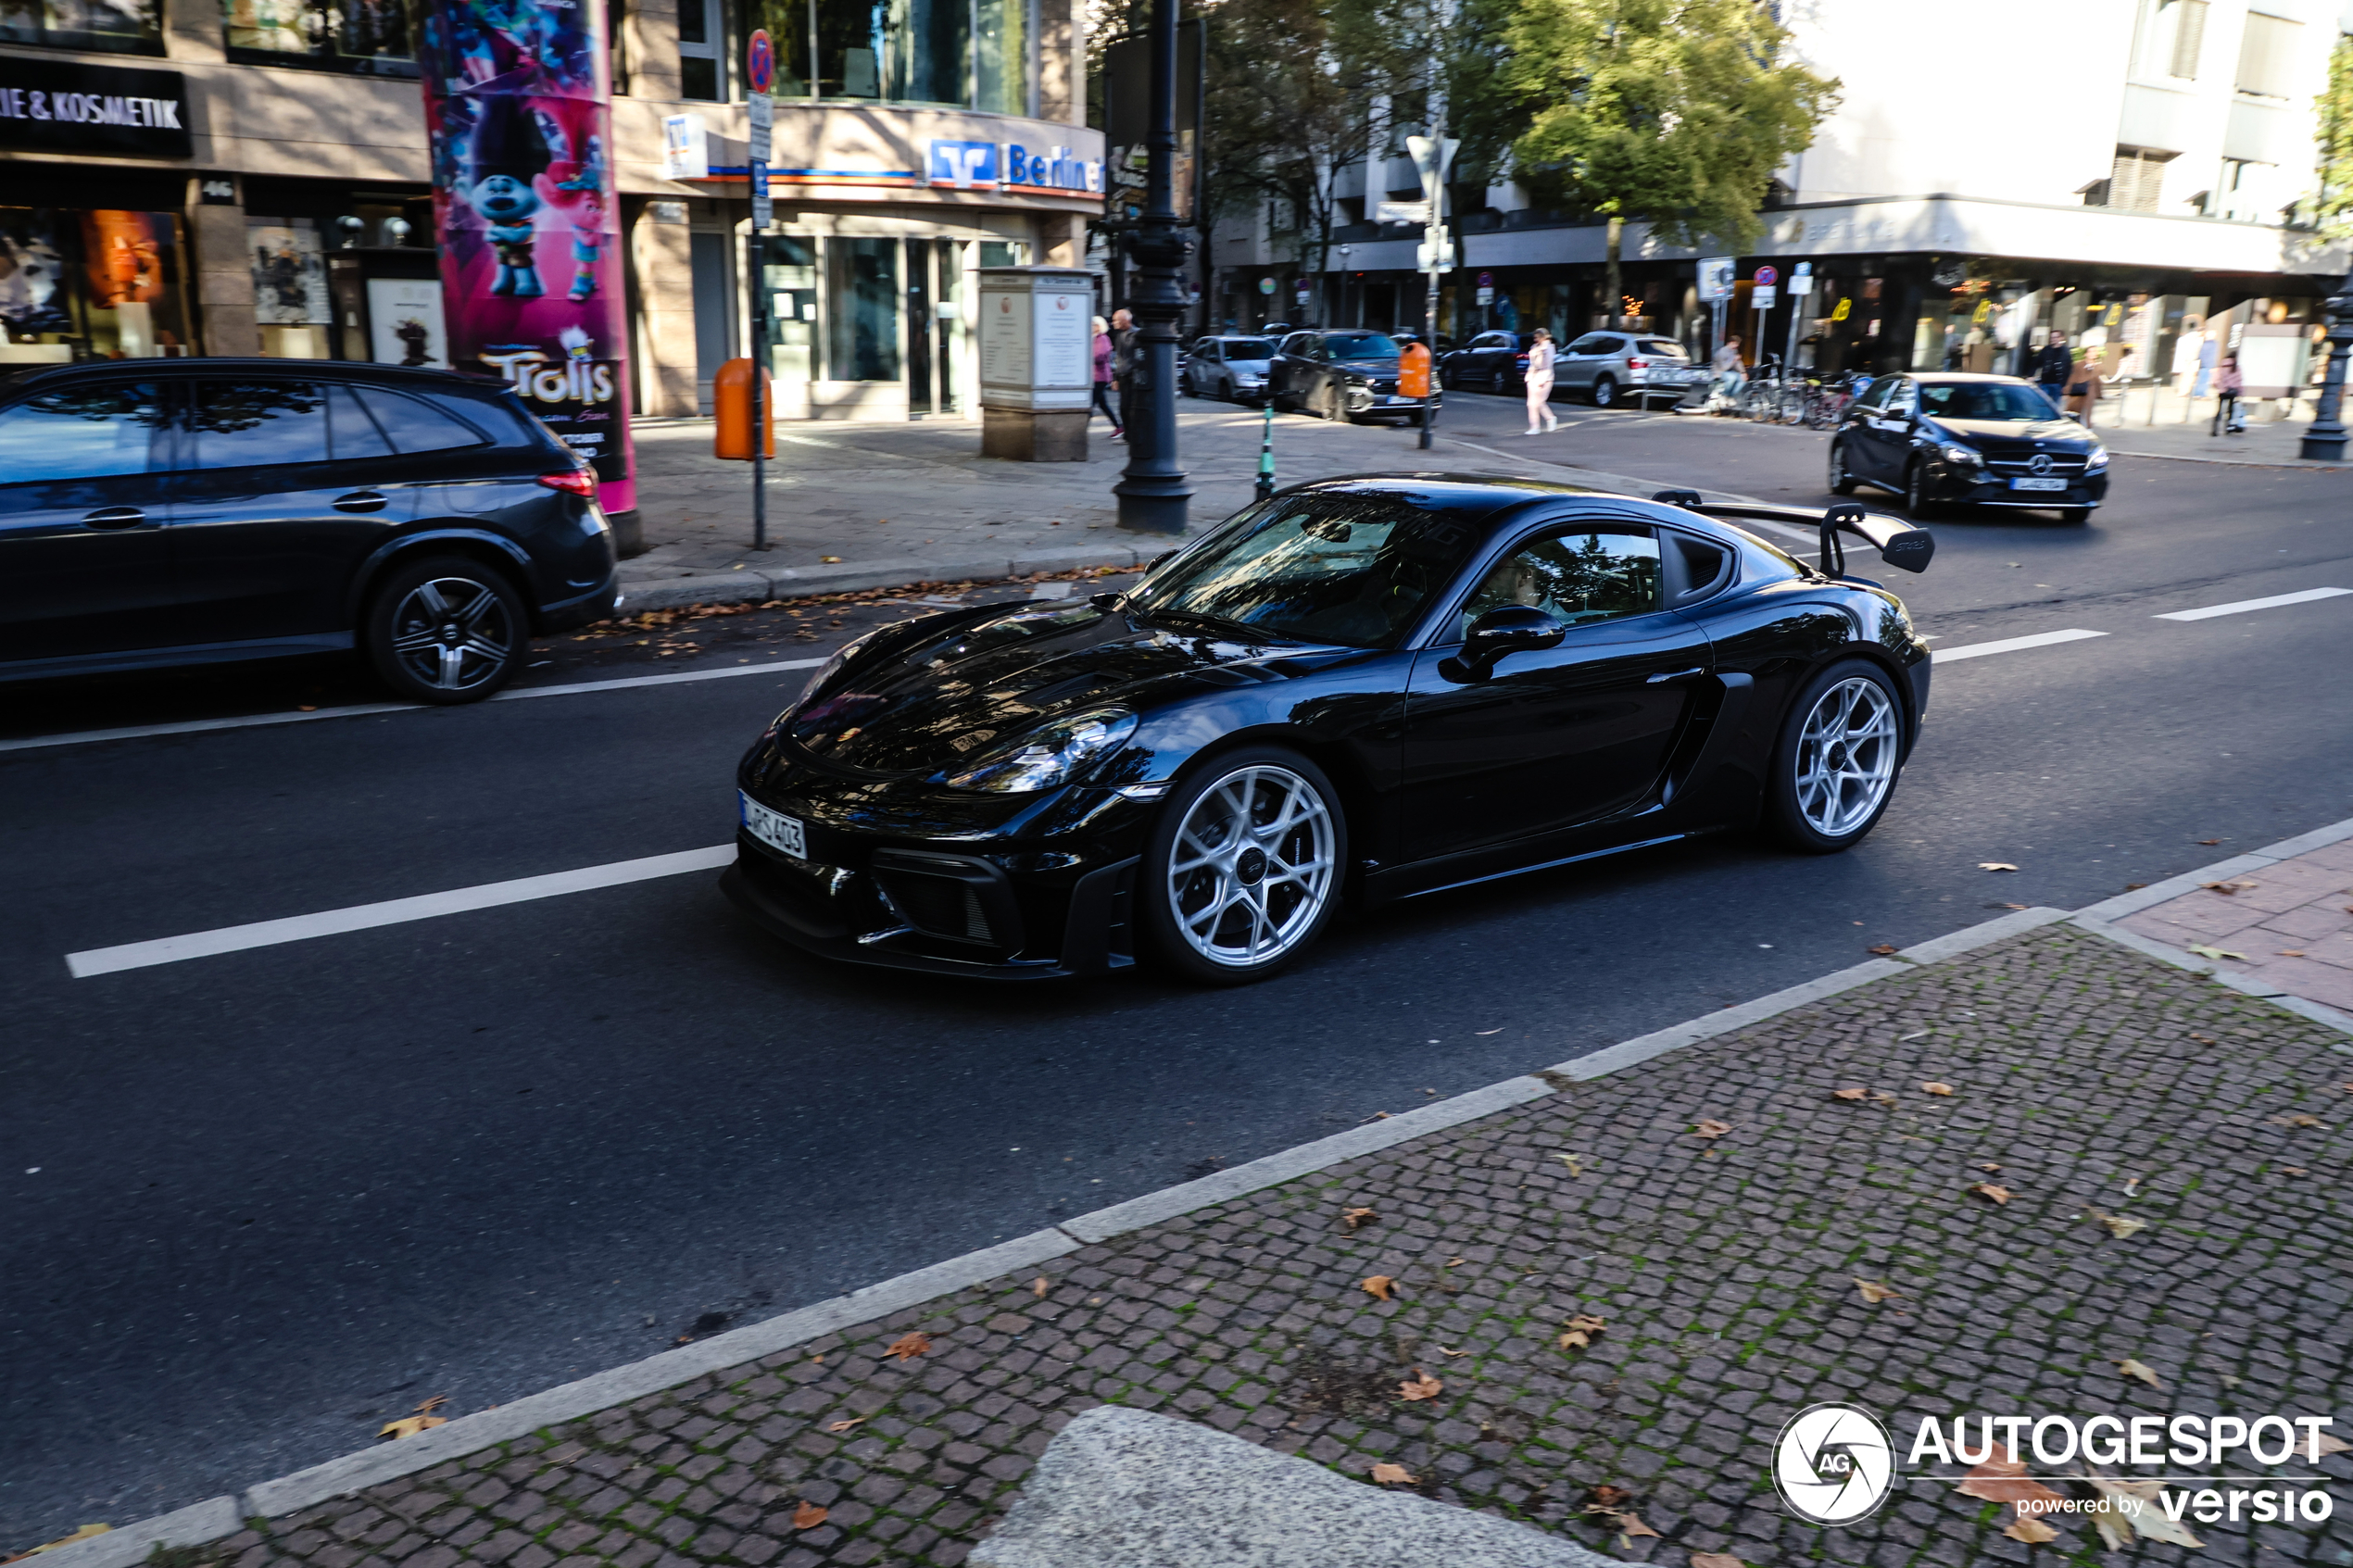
[1801,370,1863,430]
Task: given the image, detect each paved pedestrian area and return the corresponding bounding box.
[2120,838,2353,1016]
[179,923,2353,1568]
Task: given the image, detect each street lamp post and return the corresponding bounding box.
[2299,273,2351,462]
[1113,0,1194,533]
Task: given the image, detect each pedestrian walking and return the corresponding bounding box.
[2211,354,2245,435]
[2033,331,2073,411]
[2064,347,2105,426]
[1522,328,1557,433]
[1088,316,1121,439]
[1110,307,1137,441]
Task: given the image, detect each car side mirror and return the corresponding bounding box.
[1448,604,1566,681]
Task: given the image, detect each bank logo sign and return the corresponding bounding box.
[1774,1403,1895,1524]
[927,139,998,188]
[928,140,1104,194]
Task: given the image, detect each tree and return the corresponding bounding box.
[2318,35,2353,240]
[1502,0,1837,326]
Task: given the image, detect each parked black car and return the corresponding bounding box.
[1827,371,2109,522]
[1266,330,1428,424]
[724,475,1934,985]
[1438,331,1533,394]
[0,358,619,702]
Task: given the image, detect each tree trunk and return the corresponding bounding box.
[1604,215,1623,329]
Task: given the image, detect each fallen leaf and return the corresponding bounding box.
[1870,1090,1900,1106]
[1831,1086,1869,1101]
[2086,1209,2146,1239]
[1956,1447,2066,1516]
[1444,1256,1466,1269]
[1868,944,1898,956]
[2086,1474,2203,1546]
[2200,879,2257,895]
[819,555,843,564]
[1369,1461,1417,1486]
[413,1395,447,1414]
[2116,1357,2164,1387]
[1033,1276,1049,1298]
[2003,1516,2058,1543]
[2198,837,2221,845]
[1586,1485,1634,1512]
[1435,1346,1470,1357]
[2280,949,2308,958]
[1979,861,2019,872]
[1553,1152,1584,1174]
[2187,943,2250,961]
[1361,1274,1396,1301]
[1612,1512,1661,1540]
[2277,1165,2306,1175]
[1968,1183,2012,1205]
[1692,1118,1732,1138]
[1340,1206,1377,1232]
[1921,1082,1955,1096]
[1476,1026,1504,1035]
[1559,1313,1608,1349]
[2308,1431,2351,1460]
[2273,1113,2325,1128]
[1397,1369,1442,1401]
[1689,1556,1746,1568]
[886,1332,932,1361]
[1978,1161,2003,1173]
[2124,882,2147,889]
[1855,1278,1900,1303]
[826,1417,867,1434]
[379,1415,447,1439]
[296,704,318,713]
[791,1501,828,1531]
[15,1525,111,1558]
[2122,1175,2141,1196]
[2188,1032,2217,1044]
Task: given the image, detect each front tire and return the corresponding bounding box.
[1142,746,1346,985]
[1828,438,1858,495]
[2059,507,2093,524]
[1767,659,1906,853]
[1904,459,1944,520]
[1591,374,1619,408]
[364,554,528,705]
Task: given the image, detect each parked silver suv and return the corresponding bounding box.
[1556,332,1705,408]
[1178,336,1278,405]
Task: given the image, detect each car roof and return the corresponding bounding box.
[1285,471,1726,536]
[0,357,514,396]
[1905,371,2032,385]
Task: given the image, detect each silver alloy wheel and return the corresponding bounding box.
[1828,440,1848,489]
[1164,763,1337,968]
[1793,676,1900,837]
[388,575,514,693]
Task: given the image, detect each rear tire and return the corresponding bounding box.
[364,554,528,705]
[1141,746,1346,985]
[1767,659,1906,854]
[1591,374,1618,408]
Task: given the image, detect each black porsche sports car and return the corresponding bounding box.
[724,476,1934,985]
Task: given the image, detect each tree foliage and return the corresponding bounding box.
[2319,35,2353,241]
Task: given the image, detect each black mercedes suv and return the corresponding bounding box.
[0,358,619,703]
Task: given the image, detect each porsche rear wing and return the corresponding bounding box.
[1648,491,1934,577]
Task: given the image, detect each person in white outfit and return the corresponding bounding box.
[1523,328,1557,433]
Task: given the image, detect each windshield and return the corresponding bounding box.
[1223,339,1276,360]
[1127,490,1483,648]
[1638,339,1689,358]
[1921,382,2061,421]
[1323,332,1402,361]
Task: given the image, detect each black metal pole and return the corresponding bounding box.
[750,240,768,550]
[1113,0,1193,533]
[2300,274,2350,462]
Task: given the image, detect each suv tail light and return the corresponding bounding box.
[538,468,598,498]
[1626,358,1648,370]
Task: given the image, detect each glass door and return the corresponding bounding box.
[761,234,817,395]
[906,238,933,414]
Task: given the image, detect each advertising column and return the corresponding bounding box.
[415,0,636,526]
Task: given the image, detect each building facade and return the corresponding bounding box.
[0,0,1101,420]
[1242,0,2349,389]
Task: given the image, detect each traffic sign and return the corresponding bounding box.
[1755,265,1779,287]
[1752,284,1778,310]
[746,29,774,94]
[747,90,773,163]
[750,161,772,229]
[1375,200,1430,225]
[1697,257,1733,302]
[1258,276,1275,295]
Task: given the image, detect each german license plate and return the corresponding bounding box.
[2011,476,2067,492]
[739,791,806,858]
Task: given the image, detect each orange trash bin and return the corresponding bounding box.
[1398,341,1431,399]
[713,358,774,459]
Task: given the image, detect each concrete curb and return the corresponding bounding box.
[616,545,1154,612]
[48,825,2353,1553]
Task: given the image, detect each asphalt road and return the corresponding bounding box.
[6,396,2350,1543]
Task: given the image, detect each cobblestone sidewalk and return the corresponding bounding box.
[174,922,2353,1568]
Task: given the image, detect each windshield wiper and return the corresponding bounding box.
[1134,605,1265,641]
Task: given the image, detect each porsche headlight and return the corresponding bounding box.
[943,709,1138,794]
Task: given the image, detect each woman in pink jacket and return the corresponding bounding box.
[1522,327,1557,434]
[1089,316,1122,440]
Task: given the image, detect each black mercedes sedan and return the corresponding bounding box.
[724,476,1934,985]
[1827,372,2109,522]
[1266,330,1429,424]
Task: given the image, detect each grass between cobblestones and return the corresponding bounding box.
[195,926,2352,1568]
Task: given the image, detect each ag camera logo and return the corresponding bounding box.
[1774,1402,1894,1525]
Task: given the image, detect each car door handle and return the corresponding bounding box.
[333,490,389,513]
[1646,667,1706,684]
[81,507,146,529]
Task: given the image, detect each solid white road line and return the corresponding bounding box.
[2153,585,2349,621]
[66,844,737,979]
[0,658,825,757]
[1931,628,2108,662]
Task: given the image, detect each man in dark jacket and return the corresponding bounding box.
[1111,307,1138,439]
[2032,332,2073,410]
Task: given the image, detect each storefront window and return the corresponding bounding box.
[741,0,1028,109]
[221,0,414,73]
[247,217,334,358]
[827,237,899,383]
[0,0,163,54]
[0,207,192,362]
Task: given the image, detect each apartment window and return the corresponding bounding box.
[0,0,163,54]
[678,0,724,101]
[221,0,413,73]
[2108,147,2174,212]
[2167,0,2206,78]
[2233,10,2302,99]
[742,0,1029,108]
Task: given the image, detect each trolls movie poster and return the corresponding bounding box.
[417,0,634,511]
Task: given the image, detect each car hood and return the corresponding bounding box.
[1933,417,2097,445]
[1330,358,1401,376]
[782,600,1326,778]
